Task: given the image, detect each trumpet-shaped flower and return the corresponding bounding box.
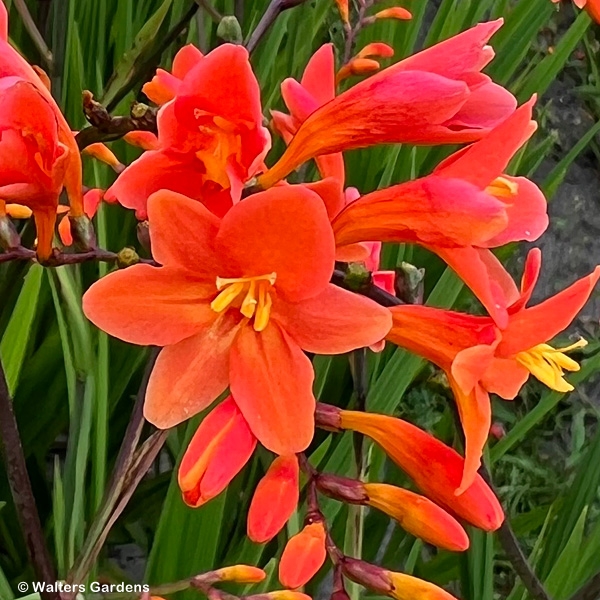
[83,187,391,455]
[258,20,516,189]
[279,522,327,588]
[327,407,504,530]
[332,99,548,327]
[0,80,69,259]
[106,43,270,219]
[0,1,83,222]
[386,249,600,491]
[248,454,299,542]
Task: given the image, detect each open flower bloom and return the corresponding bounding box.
[0,79,69,260]
[0,0,83,219]
[106,43,270,219]
[248,454,299,542]
[83,187,391,454]
[334,409,504,530]
[279,521,327,588]
[551,0,600,23]
[178,396,257,507]
[364,484,469,551]
[271,44,344,183]
[386,249,600,492]
[332,99,548,328]
[258,20,516,189]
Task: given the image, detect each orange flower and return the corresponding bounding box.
[178,396,257,507]
[335,409,504,530]
[258,20,516,189]
[83,187,391,454]
[332,99,548,328]
[0,80,69,260]
[271,44,344,183]
[279,522,327,588]
[106,44,270,219]
[364,484,469,551]
[387,249,600,491]
[0,0,83,220]
[248,455,299,542]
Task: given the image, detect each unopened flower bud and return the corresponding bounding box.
[247,592,311,600]
[316,473,368,504]
[315,403,342,431]
[137,220,151,254]
[200,565,266,584]
[344,262,371,291]
[279,522,327,588]
[336,58,381,84]
[395,262,425,304]
[0,215,21,250]
[374,7,412,20]
[217,16,243,44]
[117,247,140,268]
[131,102,150,119]
[69,214,96,251]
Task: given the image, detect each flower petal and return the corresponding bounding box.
[230,322,315,454]
[510,247,542,313]
[82,264,216,346]
[275,284,392,354]
[145,314,240,428]
[216,186,335,301]
[481,357,530,399]
[300,44,335,106]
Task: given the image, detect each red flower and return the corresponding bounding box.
[258,20,516,189]
[83,187,391,454]
[387,249,600,491]
[106,44,270,219]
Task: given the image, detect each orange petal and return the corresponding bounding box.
[5,204,32,219]
[178,396,256,507]
[336,58,381,84]
[146,189,222,276]
[275,284,392,354]
[230,322,315,455]
[123,130,160,151]
[215,186,335,302]
[145,313,241,429]
[143,68,181,105]
[172,44,204,78]
[357,43,395,59]
[365,484,469,551]
[375,7,412,20]
[83,142,123,172]
[509,248,542,313]
[279,522,327,589]
[82,264,216,346]
[248,455,299,543]
[300,44,336,106]
[340,411,504,531]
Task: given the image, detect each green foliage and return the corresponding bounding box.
[0,0,599,599]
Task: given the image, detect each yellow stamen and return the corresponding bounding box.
[211,273,277,331]
[515,338,587,392]
[486,176,519,199]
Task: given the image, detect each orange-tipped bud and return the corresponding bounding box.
[374,7,412,20]
[248,592,312,600]
[279,522,327,589]
[123,130,160,151]
[83,142,125,173]
[248,455,299,543]
[339,411,504,531]
[357,43,395,59]
[363,484,469,551]
[178,396,257,507]
[336,59,381,84]
[335,0,350,23]
[212,565,266,583]
[386,571,458,600]
[5,204,33,219]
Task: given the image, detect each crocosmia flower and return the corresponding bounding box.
[279,521,327,589]
[258,20,516,189]
[83,187,391,455]
[0,79,68,260]
[386,249,600,492]
[106,43,270,219]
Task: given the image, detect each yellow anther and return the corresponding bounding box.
[211,282,245,313]
[254,283,272,332]
[486,176,519,199]
[240,280,258,318]
[515,338,587,393]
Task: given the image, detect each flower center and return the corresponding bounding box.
[515,339,587,392]
[210,272,277,332]
[485,176,519,199]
